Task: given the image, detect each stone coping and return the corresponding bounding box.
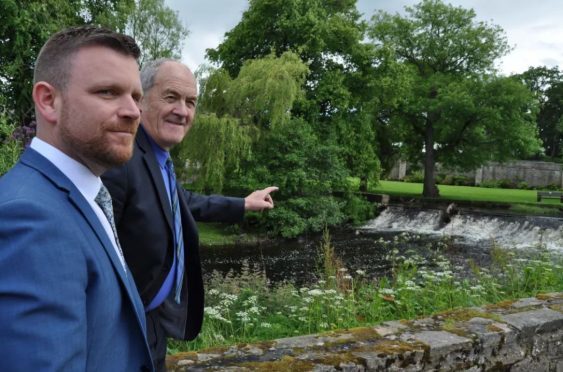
[167,292,563,371]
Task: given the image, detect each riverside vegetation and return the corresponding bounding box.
[169,231,563,353]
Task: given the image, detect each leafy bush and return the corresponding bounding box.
[258,196,346,238]
[0,114,23,176]
[342,195,376,225]
[516,181,529,190]
[542,183,562,191]
[403,170,424,183]
[437,174,474,186]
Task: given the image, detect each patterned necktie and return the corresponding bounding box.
[165,158,185,304]
[95,184,127,273]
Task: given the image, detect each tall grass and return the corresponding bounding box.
[169,232,563,353]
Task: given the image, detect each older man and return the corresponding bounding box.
[102,58,277,370]
[0,26,153,371]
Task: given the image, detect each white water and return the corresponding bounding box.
[361,207,563,251]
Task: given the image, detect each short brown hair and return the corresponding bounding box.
[34,25,141,90]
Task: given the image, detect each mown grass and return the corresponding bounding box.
[198,223,239,246]
[169,231,563,353]
[367,180,563,215]
[372,180,540,204]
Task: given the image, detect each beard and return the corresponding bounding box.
[58,103,138,173]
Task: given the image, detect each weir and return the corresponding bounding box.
[361,206,563,251]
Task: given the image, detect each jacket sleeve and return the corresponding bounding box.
[181,188,245,223]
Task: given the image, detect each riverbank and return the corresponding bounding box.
[166,292,563,371]
[170,231,563,354]
[199,222,271,246]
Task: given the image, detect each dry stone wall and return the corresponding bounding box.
[167,292,563,371]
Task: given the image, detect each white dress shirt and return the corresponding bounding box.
[30,138,127,270]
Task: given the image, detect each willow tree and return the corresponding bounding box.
[174,52,309,194]
[368,0,540,197]
[171,114,253,193]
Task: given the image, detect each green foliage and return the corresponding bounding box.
[261,196,346,238]
[225,53,309,128]
[207,0,364,79]
[200,52,309,128]
[368,0,540,197]
[436,174,474,186]
[230,118,353,238]
[342,195,376,225]
[126,0,188,65]
[403,170,424,183]
[515,66,563,158]
[0,0,134,125]
[198,0,401,237]
[172,113,253,193]
[0,113,23,176]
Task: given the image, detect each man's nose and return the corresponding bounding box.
[172,101,190,117]
[118,95,141,120]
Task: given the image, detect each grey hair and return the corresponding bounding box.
[140,58,181,93]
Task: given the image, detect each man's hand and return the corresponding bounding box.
[244,186,279,211]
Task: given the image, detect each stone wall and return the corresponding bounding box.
[167,292,563,371]
[476,161,563,188]
[388,160,563,188]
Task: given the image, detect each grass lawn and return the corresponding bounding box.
[198,223,240,246]
[371,180,562,205]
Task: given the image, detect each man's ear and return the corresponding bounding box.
[32,82,60,124]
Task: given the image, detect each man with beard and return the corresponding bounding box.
[0,26,153,371]
[102,59,277,370]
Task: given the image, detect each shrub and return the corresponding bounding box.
[403,170,424,183]
[342,195,375,225]
[516,181,529,190]
[0,114,23,176]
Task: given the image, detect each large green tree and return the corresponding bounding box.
[0,0,134,125]
[126,0,188,66]
[206,0,397,190]
[515,66,563,158]
[185,51,364,237]
[368,0,540,197]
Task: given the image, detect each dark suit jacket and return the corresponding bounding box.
[0,148,153,371]
[102,126,244,340]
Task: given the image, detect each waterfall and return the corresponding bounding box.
[360,206,563,251]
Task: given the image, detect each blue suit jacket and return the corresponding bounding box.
[0,148,153,371]
[102,126,245,341]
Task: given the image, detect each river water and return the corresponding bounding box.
[202,206,563,285]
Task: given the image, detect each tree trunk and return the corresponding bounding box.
[359,176,368,192]
[423,118,439,198]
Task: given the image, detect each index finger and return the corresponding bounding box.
[262,186,279,194]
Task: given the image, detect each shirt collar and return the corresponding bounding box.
[30,137,102,201]
[142,125,170,168]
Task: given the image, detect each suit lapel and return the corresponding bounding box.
[20,148,145,320]
[137,126,174,231]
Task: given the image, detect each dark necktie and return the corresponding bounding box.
[165,158,185,303]
[95,184,127,273]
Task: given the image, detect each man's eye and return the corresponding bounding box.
[98,90,115,97]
